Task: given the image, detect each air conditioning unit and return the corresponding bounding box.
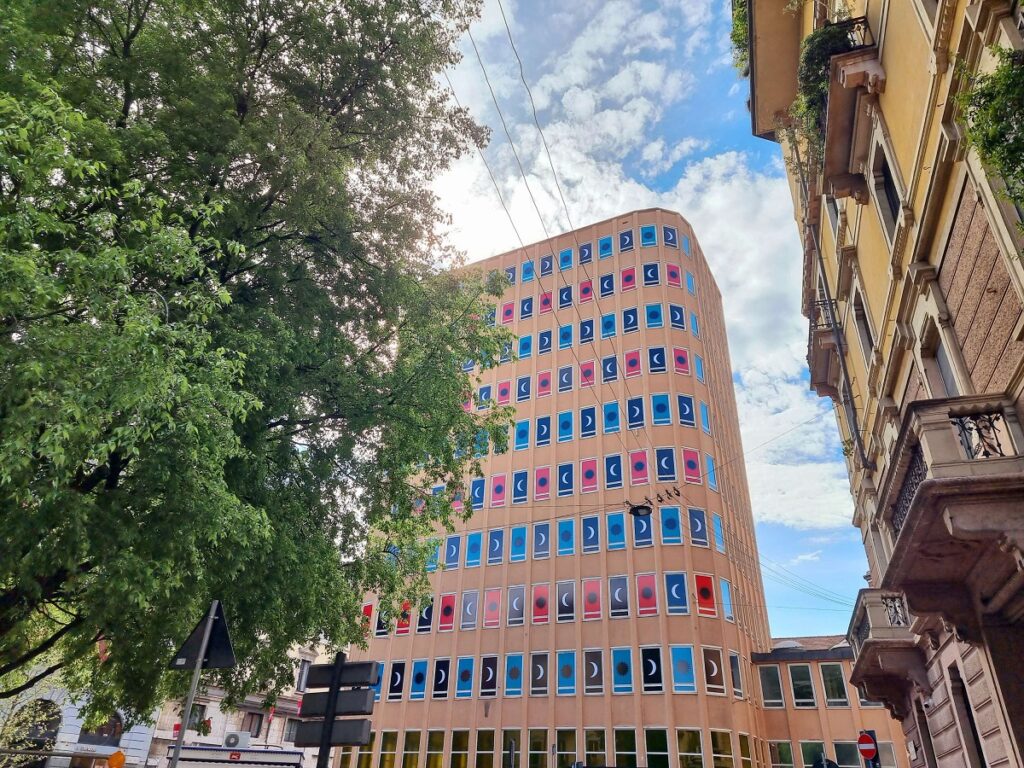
[223,732,251,749]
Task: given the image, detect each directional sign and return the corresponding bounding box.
[299,688,374,719]
[169,601,236,670]
[306,661,379,689]
[293,719,371,748]
[858,733,878,760]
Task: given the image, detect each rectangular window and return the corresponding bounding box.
[378,732,399,768]
[769,742,794,768]
[480,656,498,698]
[296,659,311,692]
[645,729,669,768]
[609,575,629,617]
[677,730,703,768]
[789,664,817,707]
[555,730,576,768]
[600,312,616,339]
[556,581,575,622]
[510,528,527,562]
[241,712,263,738]
[660,506,682,545]
[520,296,533,320]
[759,666,784,707]
[530,653,549,696]
[582,516,600,553]
[501,732,519,768]
[600,273,614,297]
[455,657,474,698]
[703,647,726,695]
[284,718,300,743]
[504,653,524,695]
[538,329,552,354]
[738,736,752,768]
[558,285,572,309]
[558,323,572,350]
[356,734,376,768]
[721,578,734,621]
[451,732,469,768]
[475,731,494,768]
[799,743,826,768]
[651,394,671,426]
[611,647,633,694]
[669,645,696,692]
[584,649,604,693]
[614,730,637,768]
[540,254,553,275]
[558,365,573,393]
[649,346,667,373]
[623,307,639,333]
[529,729,548,768]
[705,454,719,491]
[535,415,550,447]
[686,271,696,295]
[729,652,743,697]
[460,591,478,630]
[689,508,709,547]
[559,247,573,271]
[690,312,700,337]
[834,743,860,768]
[580,318,594,343]
[387,661,405,701]
[402,731,420,768]
[712,513,726,552]
[640,646,664,693]
[557,519,575,555]
[557,410,573,443]
[710,732,734,768]
[665,573,689,615]
[585,730,606,767]
[695,354,705,382]
[488,529,504,566]
[699,402,711,434]
[645,303,664,328]
[820,663,849,706]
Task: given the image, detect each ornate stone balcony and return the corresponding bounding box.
[876,396,1024,640]
[847,589,927,719]
[807,298,841,400]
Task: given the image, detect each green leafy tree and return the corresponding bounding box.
[0,0,510,724]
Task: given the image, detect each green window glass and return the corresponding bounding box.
[677,729,703,768]
[614,729,638,768]
[451,731,470,768]
[378,732,398,768]
[584,730,606,767]
[425,732,444,768]
[402,732,420,768]
[711,731,734,768]
[529,729,548,768]
[645,729,669,768]
[555,730,576,768]
[476,730,495,768]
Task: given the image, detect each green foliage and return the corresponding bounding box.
[730,0,749,75]
[790,22,854,167]
[0,0,509,725]
[958,48,1024,218]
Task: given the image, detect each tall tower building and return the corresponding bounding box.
[344,209,905,768]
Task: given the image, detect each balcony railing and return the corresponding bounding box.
[952,412,1007,459]
[890,444,926,535]
[849,589,914,658]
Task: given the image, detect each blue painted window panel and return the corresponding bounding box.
[601,313,616,339]
[518,335,532,359]
[686,271,696,295]
[598,236,614,259]
[604,454,623,489]
[670,646,697,692]
[505,654,524,697]
[557,650,576,695]
[602,355,618,383]
[500,342,512,363]
[622,307,639,333]
[538,329,552,355]
[690,312,700,337]
[642,262,660,286]
[445,535,461,569]
[632,512,653,547]
[372,662,385,701]
[645,303,663,329]
[514,420,530,451]
[682,234,691,255]
[640,225,657,247]
[477,385,491,409]
[522,260,535,282]
[512,470,528,505]
[540,254,553,275]
[689,508,709,547]
[559,324,573,350]
[580,319,594,344]
[651,394,671,425]
[557,463,574,499]
[665,573,689,615]
[557,410,574,443]
[488,529,504,565]
[618,229,634,252]
[559,248,573,271]
[520,296,533,319]
[700,402,711,434]
[504,266,516,285]
[456,657,474,698]
[705,455,718,491]
[695,355,705,382]
[426,543,440,572]
[721,578,734,621]
[712,513,726,553]
[599,273,615,297]
[579,242,593,264]
[669,305,685,331]
[470,478,485,511]
[465,531,482,568]
[603,401,620,434]
[510,525,527,562]
[533,522,550,559]
[655,447,677,482]
[660,506,683,545]
[678,395,696,427]
[557,517,575,555]
[558,285,572,309]
[462,358,475,372]
[410,660,428,700]
[663,225,679,248]
[607,512,627,550]
[627,396,645,430]
[648,347,667,373]
[580,406,597,439]
[582,516,601,553]
[558,365,573,393]
[535,415,551,447]
[516,375,531,402]
[612,647,633,694]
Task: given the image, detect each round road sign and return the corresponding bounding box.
[858,733,878,760]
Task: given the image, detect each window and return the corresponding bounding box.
[730,652,743,697]
[819,663,849,706]
[877,743,898,768]
[585,730,606,767]
[476,731,494,768]
[834,743,860,768]
[356,734,376,768]
[284,718,300,743]
[614,730,638,768]
[425,733,444,768]
[695,354,705,383]
[378,732,399,768]
[241,712,263,738]
[852,289,875,363]
[677,730,703,768]
[949,664,986,768]
[186,704,207,731]
[768,742,794,768]
[451,731,470,768]
[759,666,784,707]
[711,731,734,768]
[933,337,960,397]
[645,729,670,768]
[876,146,902,240]
[555,730,576,768]
[501,732,520,768]
[712,513,725,552]
[529,729,548,768]
[703,647,726,695]
[789,664,816,707]
[700,402,711,434]
[799,743,825,768]
[296,659,311,692]
[403,731,421,768]
[738,735,753,768]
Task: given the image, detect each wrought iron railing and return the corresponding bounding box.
[951,411,1006,459]
[891,445,926,535]
[881,595,909,627]
[832,16,875,49]
[854,616,870,650]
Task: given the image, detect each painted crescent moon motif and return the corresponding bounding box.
[623,233,632,245]
[560,468,570,484]
[538,530,547,545]
[485,667,495,683]
[585,522,595,537]
[491,538,500,552]
[421,606,430,619]
[653,350,664,365]
[515,476,525,493]
[630,404,640,418]
[637,518,648,534]
[589,662,599,677]
[534,664,544,678]
[512,595,522,611]
[707,659,719,678]
[614,587,624,602]
[583,413,594,428]
[609,462,620,479]
[560,592,570,608]
[466,601,475,616]
[692,517,704,533]
[671,583,682,600]
[666,229,676,243]
[392,670,402,687]
[680,401,692,416]
[437,668,446,685]
[660,455,671,471]
[447,543,457,558]
[647,659,657,676]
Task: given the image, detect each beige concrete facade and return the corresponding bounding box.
[747,1,1024,767]
[341,210,906,768]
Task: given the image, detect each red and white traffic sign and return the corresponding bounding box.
[857,733,877,760]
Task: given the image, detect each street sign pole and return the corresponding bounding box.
[169,601,219,768]
[316,653,346,768]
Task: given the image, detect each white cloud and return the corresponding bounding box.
[788,550,823,566]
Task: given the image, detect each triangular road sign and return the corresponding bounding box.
[169,601,237,670]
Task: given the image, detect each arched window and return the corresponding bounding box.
[11,699,62,768]
[78,713,123,747]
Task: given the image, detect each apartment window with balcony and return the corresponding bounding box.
[789,664,817,708]
[769,742,794,768]
[820,663,849,706]
[759,665,784,707]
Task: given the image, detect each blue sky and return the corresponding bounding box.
[433,0,865,637]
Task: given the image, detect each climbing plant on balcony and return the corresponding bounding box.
[958,48,1024,226]
[730,0,749,75]
[790,22,855,165]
